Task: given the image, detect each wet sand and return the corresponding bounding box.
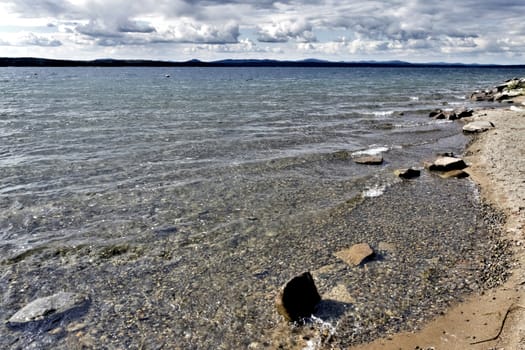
[351,97,525,350]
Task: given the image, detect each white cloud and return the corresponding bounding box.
[257,18,316,43]
[0,0,524,63]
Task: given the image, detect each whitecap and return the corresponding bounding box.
[409,96,419,101]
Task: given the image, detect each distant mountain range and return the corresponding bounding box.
[1,57,524,68]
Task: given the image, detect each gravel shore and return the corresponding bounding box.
[351,97,525,350]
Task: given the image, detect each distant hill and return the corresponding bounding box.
[0,57,523,68]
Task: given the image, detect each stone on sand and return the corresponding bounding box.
[463,120,495,134]
[334,243,375,266]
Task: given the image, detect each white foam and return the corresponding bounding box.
[410,96,419,101]
[351,146,389,157]
[301,316,338,350]
[362,185,386,198]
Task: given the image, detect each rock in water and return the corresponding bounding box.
[394,168,421,179]
[353,155,383,165]
[334,243,375,266]
[425,156,467,172]
[275,272,321,322]
[7,292,90,330]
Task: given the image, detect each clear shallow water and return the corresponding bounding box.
[0,67,514,249]
[0,67,521,349]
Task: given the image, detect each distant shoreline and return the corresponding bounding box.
[2,57,525,68]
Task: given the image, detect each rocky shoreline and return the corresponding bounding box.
[2,77,524,350]
[350,79,525,350]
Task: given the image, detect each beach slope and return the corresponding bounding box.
[351,98,525,350]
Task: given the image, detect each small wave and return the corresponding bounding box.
[371,110,395,117]
[409,96,419,101]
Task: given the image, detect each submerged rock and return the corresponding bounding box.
[275,272,321,322]
[463,120,495,134]
[353,155,383,165]
[439,170,470,179]
[334,243,375,266]
[394,168,421,179]
[330,150,351,160]
[7,292,90,330]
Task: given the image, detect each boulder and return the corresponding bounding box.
[353,155,383,165]
[275,272,321,322]
[463,121,494,134]
[394,168,421,179]
[334,243,375,266]
[7,292,90,330]
[426,156,467,172]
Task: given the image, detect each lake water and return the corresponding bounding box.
[0,67,521,349]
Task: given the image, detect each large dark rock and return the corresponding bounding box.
[275,272,321,322]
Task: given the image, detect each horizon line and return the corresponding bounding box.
[1,57,525,68]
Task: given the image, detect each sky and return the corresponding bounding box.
[0,0,524,64]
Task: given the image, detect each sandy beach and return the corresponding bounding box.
[351,97,525,350]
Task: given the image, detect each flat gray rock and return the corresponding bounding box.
[353,155,383,165]
[7,292,89,329]
[426,156,467,171]
[463,120,494,134]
